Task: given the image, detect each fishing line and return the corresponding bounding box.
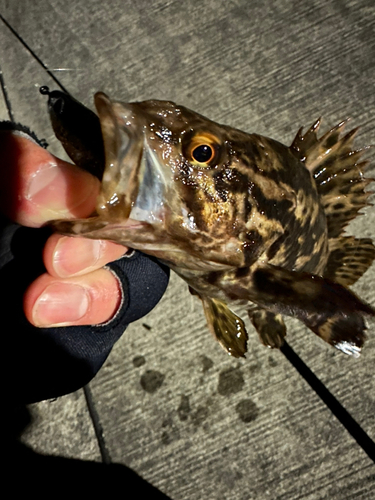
[83,385,112,464]
[2,7,374,469]
[281,341,375,463]
[0,14,69,94]
[0,64,14,121]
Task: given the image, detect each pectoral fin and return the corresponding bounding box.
[197,293,248,358]
[252,265,374,356]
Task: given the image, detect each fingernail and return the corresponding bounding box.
[27,165,66,209]
[26,163,98,214]
[52,237,102,276]
[32,282,90,327]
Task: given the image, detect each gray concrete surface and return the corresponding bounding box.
[1,0,375,498]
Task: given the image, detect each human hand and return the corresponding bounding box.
[0,128,126,327]
[0,123,169,403]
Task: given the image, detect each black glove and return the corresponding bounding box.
[1,218,169,404]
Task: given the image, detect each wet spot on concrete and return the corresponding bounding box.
[218,367,244,396]
[220,469,244,489]
[132,355,146,368]
[161,431,172,445]
[177,395,191,421]
[248,362,261,375]
[140,370,165,393]
[161,416,180,445]
[162,416,173,428]
[200,355,214,372]
[268,355,278,367]
[191,406,209,427]
[235,399,259,423]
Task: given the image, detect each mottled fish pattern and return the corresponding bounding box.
[43,88,375,358]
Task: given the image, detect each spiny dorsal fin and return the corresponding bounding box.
[290,119,374,239]
[290,118,352,171]
[324,236,375,287]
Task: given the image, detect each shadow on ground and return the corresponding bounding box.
[5,405,172,499]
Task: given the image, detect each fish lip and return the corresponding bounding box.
[111,218,148,230]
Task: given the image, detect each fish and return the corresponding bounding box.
[41,87,375,358]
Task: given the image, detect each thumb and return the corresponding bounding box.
[0,129,100,228]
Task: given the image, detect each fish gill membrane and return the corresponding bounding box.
[41,87,375,359]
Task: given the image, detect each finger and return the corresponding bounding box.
[24,268,122,327]
[0,131,100,227]
[44,233,127,278]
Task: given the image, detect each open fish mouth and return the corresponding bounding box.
[94,91,168,226]
[127,138,168,226]
[41,87,168,228]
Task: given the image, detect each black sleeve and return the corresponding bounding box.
[1,218,169,405]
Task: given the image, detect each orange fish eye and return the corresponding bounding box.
[186,133,221,166]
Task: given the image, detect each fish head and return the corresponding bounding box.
[85,92,269,270]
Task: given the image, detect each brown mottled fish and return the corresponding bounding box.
[42,87,375,358]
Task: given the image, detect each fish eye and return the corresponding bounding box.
[185,133,221,167]
[192,144,215,163]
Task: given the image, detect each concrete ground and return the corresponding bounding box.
[1,0,374,498]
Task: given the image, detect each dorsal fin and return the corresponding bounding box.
[291,118,352,172]
[290,119,374,239]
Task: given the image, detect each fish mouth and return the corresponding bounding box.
[42,88,169,229]
[94,92,167,226]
